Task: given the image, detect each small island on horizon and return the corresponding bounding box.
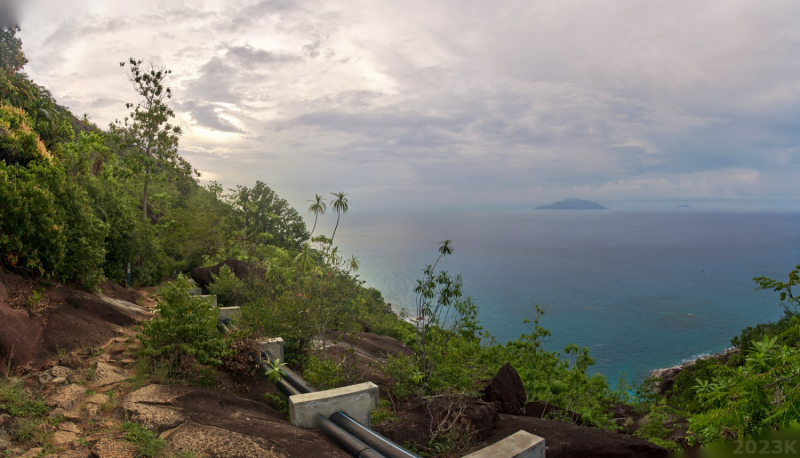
[535,198,607,210]
[676,204,691,208]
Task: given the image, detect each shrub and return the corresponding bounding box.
[0,104,107,286]
[138,276,232,375]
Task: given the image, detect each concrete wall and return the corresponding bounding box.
[259,338,284,362]
[463,431,545,458]
[289,382,379,428]
[218,306,239,321]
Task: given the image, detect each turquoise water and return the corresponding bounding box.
[320,210,800,387]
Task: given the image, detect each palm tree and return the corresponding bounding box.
[307,194,327,237]
[327,191,350,258]
[29,86,57,131]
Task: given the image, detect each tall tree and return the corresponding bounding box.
[0,26,26,76]
[328,191,349,253]
[226,181,310,254]
[110,58,189,221]
[307,194,327,237]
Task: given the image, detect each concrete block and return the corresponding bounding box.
[259,338,284,363]
[463,430,545,458]
[188,288,203,296]
[218,306,240,321]
[289,382,379,429]
[199,295,217,307]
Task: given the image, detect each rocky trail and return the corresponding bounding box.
[1,276,673,457]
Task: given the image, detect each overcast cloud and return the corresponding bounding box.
[13,0,800,210]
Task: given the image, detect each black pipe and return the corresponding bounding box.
[330,411,421,458]
[275,377,301,397]
[316,414,387,458]
[259,352,314,394]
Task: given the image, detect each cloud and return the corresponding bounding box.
[225,44,303,65]
[177,100,245,133]
[15,0,800,210]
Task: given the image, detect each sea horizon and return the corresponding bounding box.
[316,209,800,388]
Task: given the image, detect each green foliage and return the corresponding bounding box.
[731,310,800,360]
[208,265,249,308]
[411,240,483,386]
[633,406,681,451]
[123,421,168,457]
[265,358,287,384]
[664,357,734,413]
[0,105,107,285]
[110,58,189,222]
[224,181,309,254]
[303,355,345,390]
[384,244,617,431]
[0,27,27,76]
[754,265,800,313]
[0,379,48,417]
[688,335,800,444]
[138,276,232,374]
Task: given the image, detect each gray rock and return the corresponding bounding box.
[91,362,130,387]
[91,439,137,458]
[0,427,10,450]
[50,365,75,378]
[120,384,350,457]
[47,383,87,411]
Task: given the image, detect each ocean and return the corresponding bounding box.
[318,210,800,387]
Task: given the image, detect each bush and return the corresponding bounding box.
[138,276,232,375]
[664,357,733,413]
[0,147,106,286]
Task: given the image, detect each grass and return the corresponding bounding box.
[123,421,168,457]
[371,399,400,426]
[11,417,53,446]
[0,379,48,417]
[101,391,118,412]
[85,362,97,381]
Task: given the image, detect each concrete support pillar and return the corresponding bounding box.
[218,306,239,321]
[463,431,545,458]
[259,338,285,362]
[289,382,379,428]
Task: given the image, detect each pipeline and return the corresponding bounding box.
[217,317,231,334]
[254,347,419,458]
[259,351,314,394]
[330,411,422,458]
[316,414,387,458]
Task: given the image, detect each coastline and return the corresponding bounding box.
[649,347,739,394]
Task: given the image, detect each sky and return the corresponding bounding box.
[7,0,800,211]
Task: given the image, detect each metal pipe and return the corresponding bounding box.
[260,352,314,394]
[330,411,421,458]
[275,377,301,397]
[316,414,387,458]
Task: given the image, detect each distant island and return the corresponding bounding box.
[676,204,691,208]
[535,198,607,210]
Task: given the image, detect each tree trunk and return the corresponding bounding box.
[142,164,151,221]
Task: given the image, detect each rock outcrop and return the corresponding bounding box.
[482,362,527,415]
[373,396,499,445]
[119,385,349,457]
[486,414,669,458]
[0,283,150,368]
